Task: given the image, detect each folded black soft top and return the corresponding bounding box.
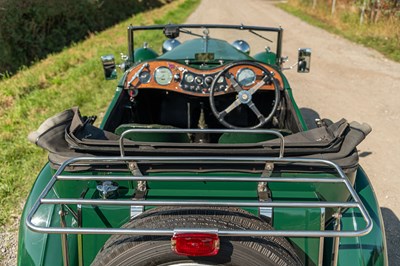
[28,107,371,171]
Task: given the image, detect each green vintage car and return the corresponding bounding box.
[18,24,387,265]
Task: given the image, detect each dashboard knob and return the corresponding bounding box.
[174,73,180,81]
[204,76,214,86]
[195,76,203,85]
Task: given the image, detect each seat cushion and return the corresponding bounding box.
[115,124,190,143]
[218,129,292,144]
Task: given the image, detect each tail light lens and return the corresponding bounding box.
[171,232,220,257]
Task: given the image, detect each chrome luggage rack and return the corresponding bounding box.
[26,128,372,265]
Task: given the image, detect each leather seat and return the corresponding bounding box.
[218,129,291,144]
[114,124,190,143]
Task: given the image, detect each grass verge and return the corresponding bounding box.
[0,0,200,229]
[277,2,400,62]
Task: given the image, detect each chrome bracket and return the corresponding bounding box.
[318,208,326,266]
[331,210,342,266]
[258,162,273,220]
[128,162,146,199]
[258,162,273,199]
[126,62,149,88]
[59,205,70,266]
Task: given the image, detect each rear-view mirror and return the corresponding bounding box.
[297,48,311,73]
[101,54,117,80]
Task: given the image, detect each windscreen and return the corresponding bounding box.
[131,26,280,62]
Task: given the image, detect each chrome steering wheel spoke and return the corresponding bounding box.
[222,98,242,116]
[247,100,265,122]
[229,75,244,93]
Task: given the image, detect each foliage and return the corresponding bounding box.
[0,0,170,76]
[0,0,200,228]
[278,0,400,62]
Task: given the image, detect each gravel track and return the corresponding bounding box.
[185,0,400,264]
[1,215,19,265]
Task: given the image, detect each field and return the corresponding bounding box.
[278,0,400,62]
[0,0,200,230]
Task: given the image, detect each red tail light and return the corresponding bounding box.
[171,232,220,257]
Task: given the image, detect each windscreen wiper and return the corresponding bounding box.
[248,29,273,43]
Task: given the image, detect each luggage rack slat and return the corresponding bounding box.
[41,198,360,209]
[56,176,346,182]
[26,227,370,238]
[27,154,372,238]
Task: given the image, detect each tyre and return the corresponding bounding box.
[92,207,302,266]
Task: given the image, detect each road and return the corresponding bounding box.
[185,0,400,264]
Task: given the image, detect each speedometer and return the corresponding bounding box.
[154,67,173,85]
[237,68,256,87]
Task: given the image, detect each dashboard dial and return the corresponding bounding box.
[154,67,173,85]
[185,73,194,83]
[139,70,151,84]
[237,68,256,86]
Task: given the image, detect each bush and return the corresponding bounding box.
[0,0,168,76]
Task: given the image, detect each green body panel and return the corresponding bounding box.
[283,86,308,131]
[99,74,126,129]
[134,47,159,63]
[274,206,322,265]
[18,164,78,266]
[335,168,388,266]
[81,203,131,265]
[254,51,277,65]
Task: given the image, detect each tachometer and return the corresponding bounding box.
[154,67,173,85]
[237,68,256,86]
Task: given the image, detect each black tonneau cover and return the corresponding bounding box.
[28,107,371,171]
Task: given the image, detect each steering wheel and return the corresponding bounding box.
[209,61,280,129]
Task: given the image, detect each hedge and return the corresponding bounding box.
[0,0,169,76]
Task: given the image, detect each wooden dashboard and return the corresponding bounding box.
[124,60,283,97]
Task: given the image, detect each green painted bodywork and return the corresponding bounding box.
[134,47,159,63]
[254,50,277,65]
[336,168,388,265]
[18,26,387,266]
[18,164,78,266]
